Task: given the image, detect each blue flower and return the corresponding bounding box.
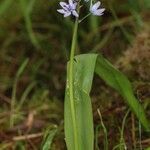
[57,0,79,17]
[90,1,105,16]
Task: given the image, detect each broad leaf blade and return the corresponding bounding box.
[65,54,98,150]
[95,54,150,131]
[65,53,149,150]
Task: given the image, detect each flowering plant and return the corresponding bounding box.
[55,0,150,150]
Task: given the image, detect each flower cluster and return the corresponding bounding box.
[57,0,105,18]
[57,0,78,17]
[90,1,105,16]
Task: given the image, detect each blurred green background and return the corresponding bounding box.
[0,0,150,149]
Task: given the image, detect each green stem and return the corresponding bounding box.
[69,18,79,150]
[79,13,91,23]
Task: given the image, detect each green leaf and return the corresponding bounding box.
[65,54,150,150]
[19,0,39,48]
[16,58,29,78]
[95,54,150,131]
[41,128,57,150]
[65,54,97,150]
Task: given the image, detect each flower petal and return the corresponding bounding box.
[91,1,101,11]
[92,8,105,16]
[73,2,77,9]
[64,11,71,17]
[96,8,105,15]
[57,9,66,14]
[69,1,77,10]
[69,0,74,8]
[60,2,69,10]
[72,10,79,17]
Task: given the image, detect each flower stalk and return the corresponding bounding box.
[57,0,105,149]
[68,2,80,150]
[68,18,79,150]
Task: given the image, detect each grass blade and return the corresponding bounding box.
[20,0,39,48]
[41,128,57,150]
[97,109,108,150]
[119,109,130,150]
[10,58,29,127]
